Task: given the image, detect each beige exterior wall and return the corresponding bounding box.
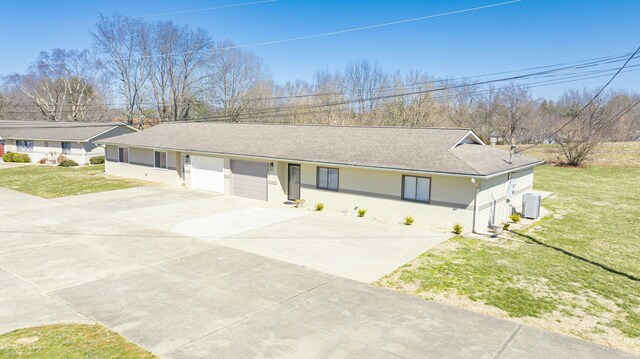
[4,139,101,164]
[105,145,182,185]
[104,145,535,231]
[475,168,534,231]
[295,163,476,229]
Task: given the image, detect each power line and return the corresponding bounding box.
[516,44,640,154]
[33,0,523,67]
[8,51,637,112]
[0,0,277,29]
[4,64,640,118]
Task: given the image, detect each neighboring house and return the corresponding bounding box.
[0,120,137,164]
[98,122,543,231]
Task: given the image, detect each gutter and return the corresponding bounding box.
[97,141,544,179]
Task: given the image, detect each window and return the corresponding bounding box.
[154,151,167,169]
[61,142,71,154]
[118,147,129,163]
[402,175,431,203]
[317,167,339,191]
[16,140,34,152]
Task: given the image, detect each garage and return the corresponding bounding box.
[190,156,224,193]
[230,160,269,201]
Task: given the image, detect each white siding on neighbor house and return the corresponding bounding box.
[4,139,102,164]
[475,168,534,231]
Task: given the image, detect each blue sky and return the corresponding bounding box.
[1,0,639,100]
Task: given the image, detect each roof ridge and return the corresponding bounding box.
[155,121,472,131]
[448,146,483,176]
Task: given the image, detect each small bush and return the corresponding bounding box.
[509,213,521,223]
[452,223,463,234]
[404,215,414,225]
[503,222,511,231]
[315,202,324,211]
[90,156,105,165]
[15,153,31,163]
[58,159,79,167]
[39,157,47,164]
[357,208,367,217]
[3,152,31,163]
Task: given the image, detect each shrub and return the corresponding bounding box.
[4,152,31,163]
[39,157,47,164]
[315,202,324,211]
[452,223,463,234]
[404,215,414,225]
[58,159,79,167]
[15,153,31,163]
[357,208,367,217]
[503,222,511,231]
[90,156,105,165]
[509,213,521,223]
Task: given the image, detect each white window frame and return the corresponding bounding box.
[402,175,431,204]
[316,167,339,191]
[154,151,167,169]
[118,147,129,164]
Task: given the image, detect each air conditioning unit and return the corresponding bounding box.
[522,193,541,219]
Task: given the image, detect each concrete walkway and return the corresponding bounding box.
[0,186,635,358]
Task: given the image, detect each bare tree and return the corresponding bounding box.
[495,84,534,144]
[93,13,148,126]
[10,49,99,121]
[203,40,269,122]
[555,89,611,166]
[143,21,211,122]
[344,59,387,119]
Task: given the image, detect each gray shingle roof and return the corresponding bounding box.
[0,120,130,142]
[99,122,542,177]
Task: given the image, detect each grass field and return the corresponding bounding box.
[0,324,155,358]
[502,141,640,167]
[0,164,143,198]
[377,164,640,354]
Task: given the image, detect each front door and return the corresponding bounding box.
[288,164,301,200]
[0,142,4,157]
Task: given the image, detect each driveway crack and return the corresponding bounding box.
[492,324,522,359]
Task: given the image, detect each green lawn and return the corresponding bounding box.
[0,164,143,198]
[0,324,155,358]
[377,165,640,354]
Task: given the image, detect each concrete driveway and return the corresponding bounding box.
[57,186,450,282]
[0,186,635,358]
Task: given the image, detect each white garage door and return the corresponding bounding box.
[191,156,224,193]
[231,160,268,201]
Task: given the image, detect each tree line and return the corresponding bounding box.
[1,13,638,161]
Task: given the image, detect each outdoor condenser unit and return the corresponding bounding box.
[522,193,541,219]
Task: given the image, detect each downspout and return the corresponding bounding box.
[471,178,480,233]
